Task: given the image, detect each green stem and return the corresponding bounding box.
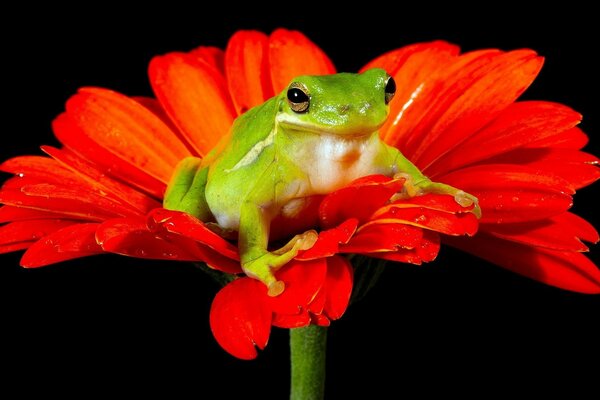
[290,325,327,400]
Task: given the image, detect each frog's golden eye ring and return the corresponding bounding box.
[385,76,396,105]
[287,82,310,113]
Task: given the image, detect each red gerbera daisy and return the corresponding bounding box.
[1,29,598,362]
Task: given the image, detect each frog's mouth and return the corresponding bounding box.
[276,114,385,137]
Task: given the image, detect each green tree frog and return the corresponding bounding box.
[164,68,479,296]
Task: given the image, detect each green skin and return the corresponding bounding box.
[164,68,479,296]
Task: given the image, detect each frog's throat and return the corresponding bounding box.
[275,113,384,138]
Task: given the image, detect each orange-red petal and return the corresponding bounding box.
[319,175,404,229]
[447,234,600,294]
[0,219,76,252]
[322,256,353,320]
[225,30,274,114]
[440,165,574,223]
[268,259,327,315]
[149,52,236,156]
[408,51,543,168]
[53,113,166,199]
[268,29,336,94]
[426,101,582,178]
[20,223,102,267]
[296,218,358,260]
[484,212,598,252]
[65,87,190,182]
[210,277,272,360]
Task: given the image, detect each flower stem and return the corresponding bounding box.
[290,325,327,400]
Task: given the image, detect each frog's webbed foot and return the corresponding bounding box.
[242,230,318,297]
[392,173,481,218]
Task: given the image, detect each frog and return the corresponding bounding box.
[163,68,480,296]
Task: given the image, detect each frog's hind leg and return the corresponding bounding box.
[164,157,213,221]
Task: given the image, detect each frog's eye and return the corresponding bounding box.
[287,82,310,113]
[384,76,396,105]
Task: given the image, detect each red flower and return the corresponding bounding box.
[1,29,598,359]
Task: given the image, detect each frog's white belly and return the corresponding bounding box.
[302,132,386,194]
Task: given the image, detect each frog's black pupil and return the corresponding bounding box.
[287,88,309,103]
[385,77,396,97]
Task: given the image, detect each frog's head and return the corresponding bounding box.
[276,68,395,136]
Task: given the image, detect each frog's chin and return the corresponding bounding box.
[276,114,384,138]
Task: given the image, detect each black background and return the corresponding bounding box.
[2,8,599,398]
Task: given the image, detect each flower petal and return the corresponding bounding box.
[42,146,160,214]
[485,212,598,252]
[0,182,135,221]
[225,30,274,114]
[1,155,82,186]
[370,231,441,264]
[268,259,327,315]
[296,218,358,260]
[53,113,166,198]
[525,127,588,150]
[447,234,600,294]
[189,46,225,73]
[268,29,336,94]
[484,148,600,190]
[272,311,311,329]
[322,256,353,320]
[319,175,404,229]
[20,223,102,267]
[426,101,582,177]
[362,42,460,146]
[409,50,543,168]
[343,223,423,253]
[0,206,77,223]
[65,88,190,183]
[0,220,76,249]
[149,52,236,156]
[210,277,272,360]
[369,207,478,237]
[97,217,196,260]
[440,165,574,223]
[147,208,239,261]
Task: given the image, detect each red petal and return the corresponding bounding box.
[447,234,600,294]
[0,183,134,221]
[484,212,598,252]
[362,42,460,147]
[268,29,336,94]
[225,30,274,114]
[0,242,32,254]
[210,278,272,360]
[0,206,78,223]
[322,256,353,320]
[96,217,198,261]
[409,51,544,168]
[42,146,160,214]
[53,113,166,199]
[310,314,331,327]
[525,127,589,150]
[1,155,82,186]
[20,223,102,267]
[0,220,76,247]
[272,311,311,329]
[319,175,404,229]
[440,165,574,223]
[343,223,423,253]
[268,259,327,315]
[149,52,236,156]
[65,88,190,183]
[189,46,225,73]
[296,218,358,260]
[426,101,582,177]
[369,231,441,264]
[147,208,239,261]
[484,148,600,190]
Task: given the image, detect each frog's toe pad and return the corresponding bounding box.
[454,190,474,207]
[268,280,285,297]
[298,230,319,251]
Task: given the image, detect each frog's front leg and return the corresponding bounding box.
[164,157,213,221]
[238,169,317,297]
[388,149,481,217]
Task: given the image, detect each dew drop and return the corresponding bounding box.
[135,248,147,257]
[163,252,178,259]
[511,196,519,202]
